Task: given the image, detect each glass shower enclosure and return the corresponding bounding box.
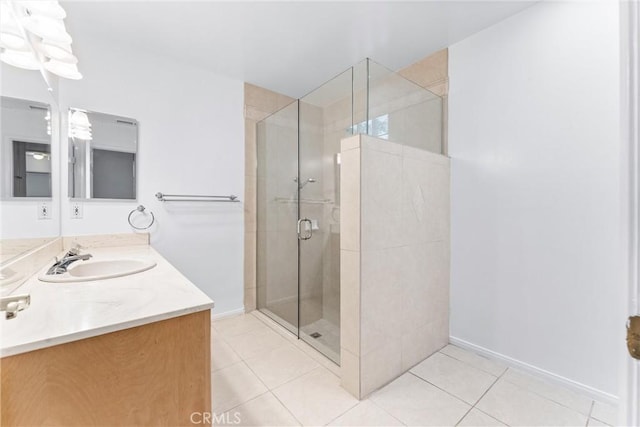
[256,59,443,364]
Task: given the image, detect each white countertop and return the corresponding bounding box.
[0,245,214,357]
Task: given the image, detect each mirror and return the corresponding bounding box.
[68,109,138,200]
[0,61,60,269]
[1,97,52,199]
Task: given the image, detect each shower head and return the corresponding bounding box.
[294,177,317,189]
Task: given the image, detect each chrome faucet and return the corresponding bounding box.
[46,245,92,275]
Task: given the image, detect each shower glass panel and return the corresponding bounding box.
[256,101,299,335]
[298,68,354,364]
[367,59,443,153]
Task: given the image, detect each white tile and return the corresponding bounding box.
[272,368,359,426]
[244,344,319,389]
[341,135,361,152]
[212,362,268,413]
[212,335,242,371]
[502,368,593,415]
[370,373,470,426]
[340,249,360,356]
[457,408,506,426]
[328,400,404,426]
[476,378,588,426]
[401,318,448,371]
[361,134,402,155]
[591,401,618,426]
[224,327,289,360]
[411,352,497,404]
[219,392,300,426]
[340,347,360,399]
[340,148,360,252]
[214,313,269,338]
[587,418,611,427]
[360,148,403,250]
[361,337,403,397]
[439,345,507,376]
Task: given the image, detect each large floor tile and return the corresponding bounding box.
[224,327,289,360]
[410,352,497,404]
[212,336,242,372]
[244,344,319,389]
[212,362,268,413]
[214,313,269,338]
[591,401,617,426]
[587,417,611,427]
[370,373,471,426]
[457,408,506,426]
[272,367,359,426]
[328,400,404,426]
[476,378,588,426]
[218,392,300,426]
[501,368,593,415]
[440,345,507,376]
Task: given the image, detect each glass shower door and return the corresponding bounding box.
[297,68,354,364]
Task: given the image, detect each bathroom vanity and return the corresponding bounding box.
[0,238,214,426]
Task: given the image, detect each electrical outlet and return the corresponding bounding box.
[38,202,51,220]
[71,202,83,219]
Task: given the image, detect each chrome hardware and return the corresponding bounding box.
[293,177,317,189]
[1,294,30,319]
[46,247,93,275]
[297,218,313,240]
[128,205,155,230]
[155,192,239,202]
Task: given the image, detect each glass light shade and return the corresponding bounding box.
[36,40,77,63]
[69,109,93,140]
[0,30,27,50]
[70,110,92,129]
[44,59,82,79]
[22,1,67,20]
[1,49,40,70]
[21,15,71,44]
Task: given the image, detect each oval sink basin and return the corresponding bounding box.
[39,258,157,283]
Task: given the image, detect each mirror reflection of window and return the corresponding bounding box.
[1,97,52,199]
[68,109,138,200]
[14,142,52,197]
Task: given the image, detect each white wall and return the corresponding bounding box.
[58,36,245,315]
[449,1,622,398]
[0,65,61,239]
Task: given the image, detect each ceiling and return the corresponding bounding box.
[61,1,536,99]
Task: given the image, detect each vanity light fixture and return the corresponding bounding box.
[69,109,92,141]
[0,1,82,80]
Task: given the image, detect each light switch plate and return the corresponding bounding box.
[38,202,51,220]
[71,202,83,219]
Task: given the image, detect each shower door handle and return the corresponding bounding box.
[297,218,313,240]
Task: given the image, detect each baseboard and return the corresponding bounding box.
[212,307,245,321]
[449,336,619,406]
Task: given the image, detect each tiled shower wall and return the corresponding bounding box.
[340,135,450,399]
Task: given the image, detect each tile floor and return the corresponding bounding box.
[212,312,618,427]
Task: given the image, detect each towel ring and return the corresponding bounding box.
[128,205,155,230]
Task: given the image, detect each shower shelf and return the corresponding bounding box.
[274,197,334,205]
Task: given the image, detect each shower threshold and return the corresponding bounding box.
[257,308,340,366]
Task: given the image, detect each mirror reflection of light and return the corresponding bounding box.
[69,109,93,140]
[26,151,49,160]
